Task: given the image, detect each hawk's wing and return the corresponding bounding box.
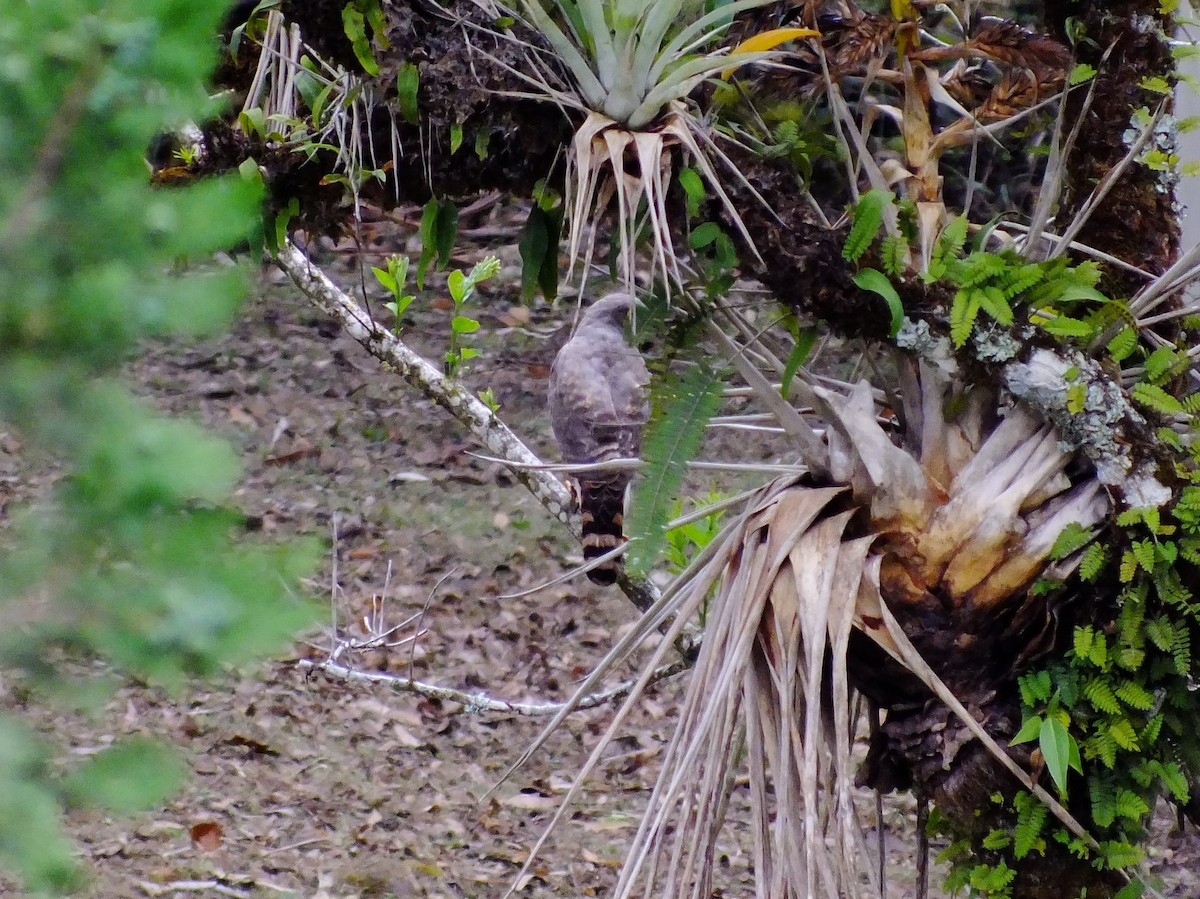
[548,314,650,584]
[548,335,649,464]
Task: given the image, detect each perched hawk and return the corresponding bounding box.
[548,293,650,585]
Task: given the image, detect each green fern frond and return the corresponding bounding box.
[881,233,908,277]
[1140,714,1164,745]
[1107,326,1138,363]
[1089,778,1117,827]
[929,215,968,278]
[950,288,981,347]
[1084,678,1122,714]
[1114,788,1150,821]
[1050,522,1096,560]
[948,251,1008,288]
[1108,718,1140,752]
[977,285,1014,326]
[843,188,893,262]
[1085,732,1119,768]
[1019,670,1052,706]
[1000,261,1046,299]
[1013,792,1047,859]
[627,363,724,576]
[1132,382,1185,416]
[1079,543,1108,581]
[1114,680,1155,711]
[1130,539,1157,574]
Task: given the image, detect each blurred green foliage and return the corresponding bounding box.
[0,1,320,892]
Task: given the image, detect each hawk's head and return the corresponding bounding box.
[580,292,639,330]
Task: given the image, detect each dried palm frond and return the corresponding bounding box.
[506,333,1108,896]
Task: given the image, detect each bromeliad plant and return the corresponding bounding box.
[497,0,817,293]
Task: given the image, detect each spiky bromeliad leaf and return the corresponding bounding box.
[626,363,724,576]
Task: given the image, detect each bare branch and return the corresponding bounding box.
[298,655,690,715]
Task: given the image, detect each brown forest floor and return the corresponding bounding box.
[2,213,1199,898]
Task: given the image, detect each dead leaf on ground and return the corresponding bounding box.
[190,821,223,852]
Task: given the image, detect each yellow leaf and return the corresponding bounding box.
[722,27,820,79]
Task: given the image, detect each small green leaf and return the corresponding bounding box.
[689,221,722,249]
[342,7,380,76]
[780,328,817,398]
[451,315,480,334]
[678,167,706,219]
[1010,715,1043,745]
[519,205,550,303]
[397,62,420,124]
[417,199,439,289]
[852,268,903,337]
[1049,522,1095,560]
[1069,63,1096,85]
[1040,315,1094,339]
[448,269,466,304]
[371,266,396,294]
[434,200,459,270]
[475,128,492,160]
[1132,382,1185,415]
[450,122,463,154]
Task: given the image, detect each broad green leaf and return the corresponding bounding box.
[1041,717,1072,796]
[852,268,903,336]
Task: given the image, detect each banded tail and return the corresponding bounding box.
[578,475,629,585]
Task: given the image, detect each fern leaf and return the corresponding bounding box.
[1084,677,1121,714]
[950,288,981,347]
[1114,680,1155,711]
[1079,543,1108,581]
[1040,315,1095,340]
[1018,670,1052,706]
[1140,714,1164,745]
[1002,262,1047,298]
[978,285,1014,326]
[1157,760,1190,802]
[1087,732,1119,768]
[1013,792,1047,859]
[929,215,968,277]
[843,188,893,262]
[1107,326,1138,363]
[1089,778,1117,827]
[1050,522,1096,561]
[1108,718,1140,752]
[1131,539,1157,574]
[1074,626,1096,662]
[627,364,724,576]
[1114,788,1150,822]
[1131,382,1185,416]
[881,233,908,277]
[1142,345,1180,384]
